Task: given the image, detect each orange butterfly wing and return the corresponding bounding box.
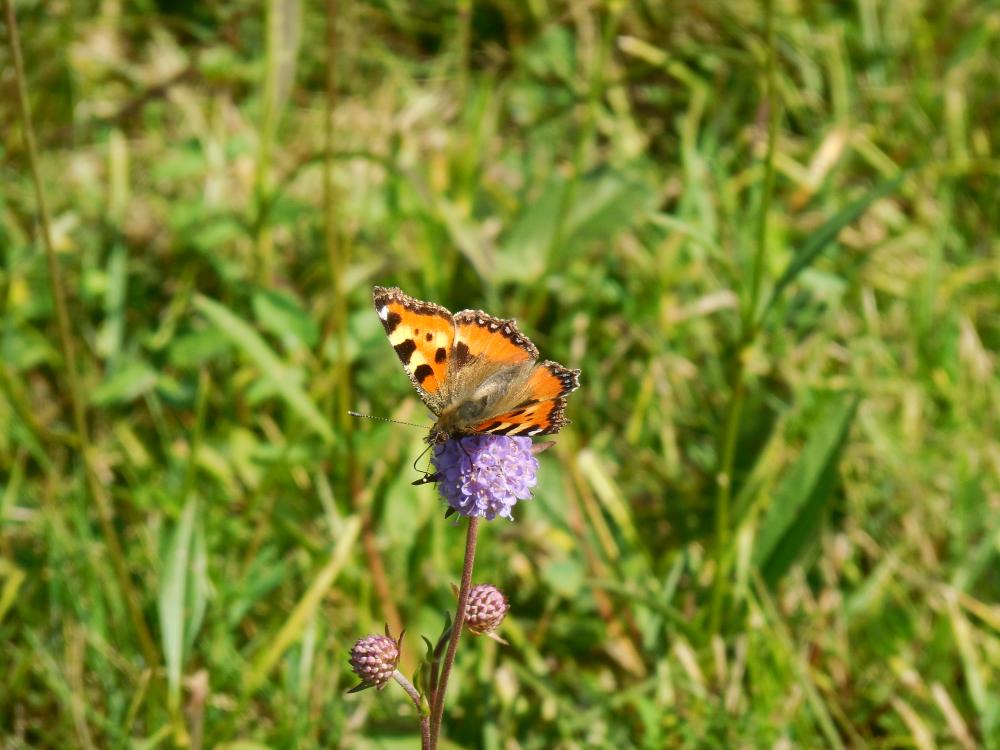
[373,286,455,409]
[452,310,538,368]
[473,361,580,436]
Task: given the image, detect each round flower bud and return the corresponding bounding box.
[464,583,509,635]
[432,436,538,521]
[349,632,400,690]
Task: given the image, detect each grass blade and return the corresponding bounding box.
[761,173,904,321]
[245,516,360,692]
[159,496,198,717]
[193,294,334,445]
[753,392,858,585]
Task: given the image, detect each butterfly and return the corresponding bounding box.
[373,286,580,444]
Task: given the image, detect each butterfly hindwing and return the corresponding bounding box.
[373,286,455,411]
[523,360,580,401]
[474,398,570,437]
[472,361,580,436]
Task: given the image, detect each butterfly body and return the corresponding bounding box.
[373,286,580,443]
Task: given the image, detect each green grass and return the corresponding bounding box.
[2,0,999,748]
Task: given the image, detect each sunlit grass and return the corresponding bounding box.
[1,1,998,748]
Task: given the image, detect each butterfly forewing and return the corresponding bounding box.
[452,310,538,368]
[373,286,455,412]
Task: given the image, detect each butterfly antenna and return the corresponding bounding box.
[347,411,428,430]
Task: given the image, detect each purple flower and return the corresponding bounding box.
[432,435,538,521]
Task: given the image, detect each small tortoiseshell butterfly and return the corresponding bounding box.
[373,286,580,444]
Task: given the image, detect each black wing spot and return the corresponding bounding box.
[435,347,447,363]
[394,339,417,365]
[384,311,402,334]
[426,332,433,341]
[414,364,434,383]
[453,341,471,367]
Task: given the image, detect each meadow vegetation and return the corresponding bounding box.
[1,0,998,747]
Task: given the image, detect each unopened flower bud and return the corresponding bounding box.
[464,584,509,635]
[349,630,401,689]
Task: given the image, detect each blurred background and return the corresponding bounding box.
[2,0,999,747]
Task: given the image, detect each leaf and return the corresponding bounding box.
[184,519,210,655]
[265,0,301,122]
[90,358,158,406]
[252,288,319,349]
[753,392,859,586]
[540,557,585,598]
[193,294,334,445]
[1,326,58,370]
[96,242,127,362]
[383,461,432,554]
[0,560,26,625]
[523,25,576,82]
[167,329,233,369]
[158,496,198,715]
[497,167,657,283]
[225,549,286,628]
[420,635,434,660]
[762,173,903,319]
[432,611,453,656]
[567,167,658,245]
[431,196,493,279]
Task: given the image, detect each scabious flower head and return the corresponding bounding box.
[432,435,539,521]
[349,630,401,690]
[465,583,509,635]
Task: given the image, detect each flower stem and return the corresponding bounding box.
[429,516,480,748]
[392,670,430,750]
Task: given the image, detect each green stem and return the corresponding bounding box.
[392,670,431,750]
[429,517,480,748]
[456,0,471,102]
[709,367,746,632]
[710,0,778,634]
[255,0,280,282]
[745,0,780,335]
[323,0,350,440]
[3,0,159,668]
